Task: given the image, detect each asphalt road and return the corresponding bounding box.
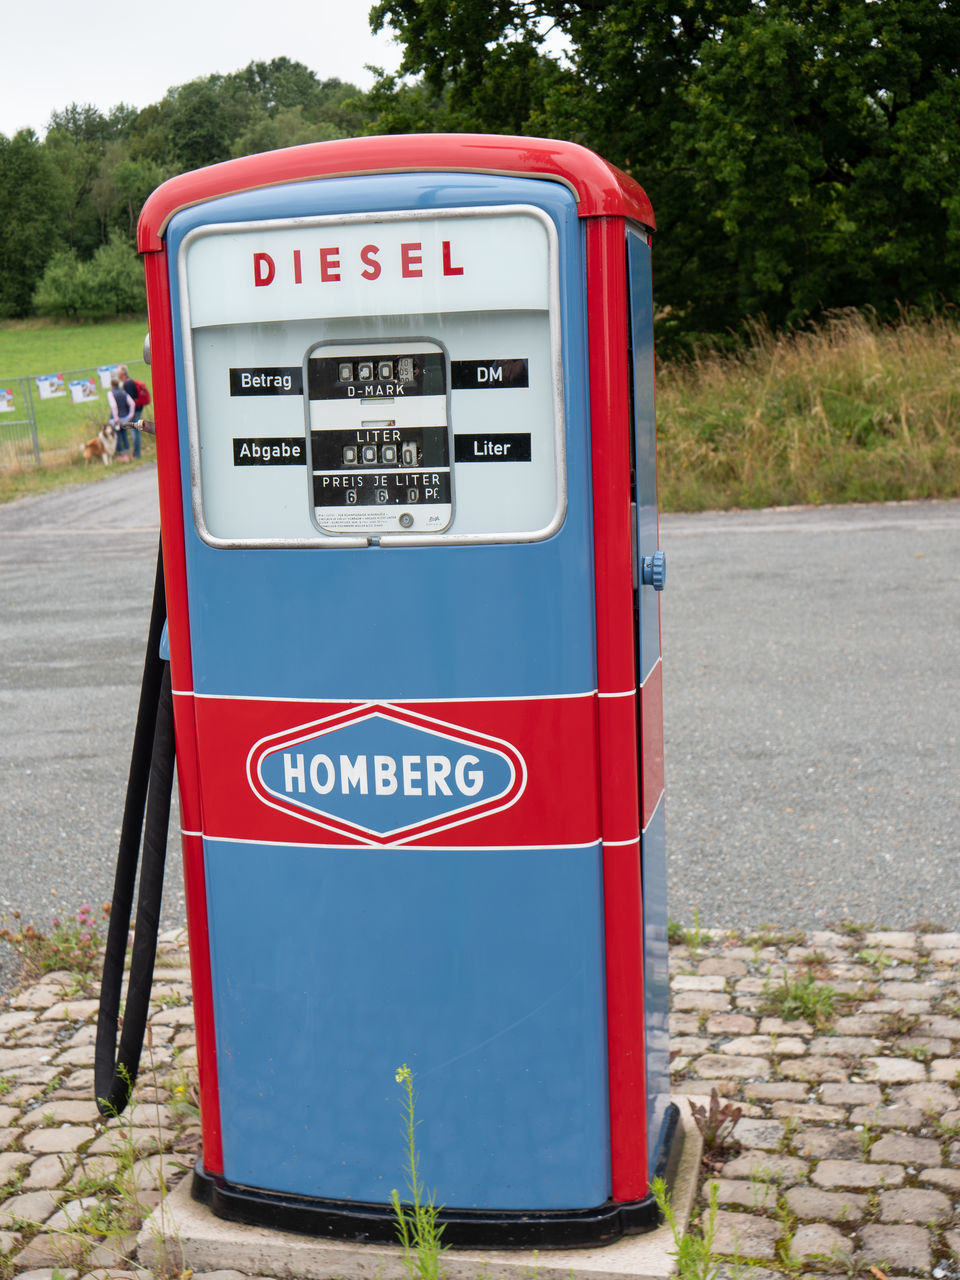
[0,469,183,993]
[0,470,957,992]
[660,500,960,932]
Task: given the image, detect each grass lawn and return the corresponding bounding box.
[0,316,150,469]
[0,315,148,378]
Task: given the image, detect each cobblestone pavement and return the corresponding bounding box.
[0,926,958,1279]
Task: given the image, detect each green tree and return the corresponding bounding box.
[127,101,177,165]
[224,64,374,153]
[112,155,169,235]
[155,62,370,169]
[306,77,378,137]
[163,79,244,170]
[6,63,376,318]
[357,73,454,134]
[231,106,347,158]
[367,0,960,345]
[669,0,960,332]
[227,56,328,114]
[43,103,136,256]
[0,130,67,317]
[368,0,567,134]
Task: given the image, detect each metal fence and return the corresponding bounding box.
[0,359,149,467]
[0,376,40,465]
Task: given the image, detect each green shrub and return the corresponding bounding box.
[32,231,145,319]
[32,249,99,318]
[89,231,147,314]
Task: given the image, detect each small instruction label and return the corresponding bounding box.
[229,367,303,396]
[234,438,306,465]
[454,433,532,462]
[450,359,528,390]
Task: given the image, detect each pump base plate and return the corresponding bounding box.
[191,1103,678,1249]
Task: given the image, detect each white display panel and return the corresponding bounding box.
[178,207,565,546]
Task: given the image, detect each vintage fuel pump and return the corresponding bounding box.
[96,134,671,1249]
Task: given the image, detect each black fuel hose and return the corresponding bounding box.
[95,544,175,1116]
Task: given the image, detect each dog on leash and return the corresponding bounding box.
[82,423,118,465]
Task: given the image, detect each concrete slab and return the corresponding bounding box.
[137,1100,701,1280]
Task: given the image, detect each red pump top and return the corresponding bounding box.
[138,133,655,252]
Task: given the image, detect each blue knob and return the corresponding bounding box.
[641,549,666,591]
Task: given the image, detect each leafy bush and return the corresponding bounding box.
[31,249,99,318]
[87,231,147,313]
[32,231,145,319]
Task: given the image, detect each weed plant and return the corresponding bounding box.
[795,950,835,980]
[0,905,108,988]
[690,1088,743,1170]
[656,308,960,510]
[653,1175,722,1280]
[856,1122,876,1155]
[669,908,709,952]
[390,1064,448,1280]
[832,919,873,940]
[759,972,837,1028]
[743,926,807,949]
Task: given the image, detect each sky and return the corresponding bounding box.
[0,0,405,140]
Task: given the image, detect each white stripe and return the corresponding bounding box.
[642,791,665,834]
[172,688,598,704]
[640,655,663,688]
[595,656,662,700]
[600,800,665,844]
[185,832,603,852]
[184,826,665,850]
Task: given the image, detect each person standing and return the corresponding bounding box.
[107,377,136,460]
[117,364,143,461]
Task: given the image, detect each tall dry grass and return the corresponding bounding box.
[656,309,960,510]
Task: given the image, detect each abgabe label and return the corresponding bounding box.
[234,437,306,465]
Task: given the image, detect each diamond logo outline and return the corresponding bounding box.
[246,702,527,846]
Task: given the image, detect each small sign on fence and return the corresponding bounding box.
[98,364,119,389]
[0,389,13,412]
[69,378,99,404]
[36,373,65,399]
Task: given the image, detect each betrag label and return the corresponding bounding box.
[247,704,526,844]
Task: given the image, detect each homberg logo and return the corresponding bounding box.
[247,704,526,845]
